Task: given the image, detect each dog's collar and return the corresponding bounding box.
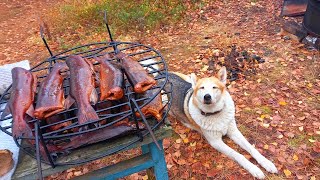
[200,103,225,116]
[200,109,222,116]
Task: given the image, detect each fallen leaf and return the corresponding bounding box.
[177,159,186,165]
[163,139,171,149]
[293,154,299,161]
[244,154,252,159]
[296,174,305,180]
[183,138,189,143]
[257,78,261,83]
[190,142,197,147]
[271,142,278,146]
[263,144,269,149]
[277,134,283,139]
[299,126,304,131]
[272,115,282,121]
[285,132,295,138]
[311,89,320,94]
[217,165,223,169]
[303,158,311,165]
[173,151,181,158]
[191,162,202,172]
[179,134,187,139]
[279,101,287,106]
[142,175,148,180]
[278,156,286,163]
[207,169,219,177]
[283,169,292,177]
[203,162,210,168]
[313,142,320,153]
[262,123,270,128]
[176,139,182,144]
[201,65,209,72]
[309,138,316,143]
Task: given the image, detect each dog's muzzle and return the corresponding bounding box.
[204,94,212,104]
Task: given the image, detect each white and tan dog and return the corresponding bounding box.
[168,67,278,179]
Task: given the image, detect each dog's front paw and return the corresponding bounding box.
[248,165,265,179]
[260,159,278,173]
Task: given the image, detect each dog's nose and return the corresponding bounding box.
[204,94,212,101]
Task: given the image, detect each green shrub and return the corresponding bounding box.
[48,0,204,36]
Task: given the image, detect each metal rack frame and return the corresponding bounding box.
[0,11,172,179]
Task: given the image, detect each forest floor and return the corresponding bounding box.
[0,0,319,179]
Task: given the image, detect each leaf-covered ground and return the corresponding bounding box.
[0,0,319,179]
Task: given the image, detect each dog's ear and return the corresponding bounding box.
[190,73,197,89]
[218,66,227,85]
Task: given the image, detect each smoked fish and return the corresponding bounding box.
[116,52,156,93]
[1,67,36,138]
[34,62,69,119]
[137,88,163,121]
[95,54,124,100]
[65,55,99,126]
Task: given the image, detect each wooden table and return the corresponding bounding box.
[13,126,172,180]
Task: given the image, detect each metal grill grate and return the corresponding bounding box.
[0,12,172,179]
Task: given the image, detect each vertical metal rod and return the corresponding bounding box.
[40,25,53,57]
[40,24,55,74]
[128,99,143,141]
[38,122,55,168]
[104,10,119,54]
[130,98,161,150]
[35,122,43,180]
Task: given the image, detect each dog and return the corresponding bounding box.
[167,67,278,179]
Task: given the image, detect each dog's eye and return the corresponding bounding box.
[213,87,217,89]
[200,87,204,89]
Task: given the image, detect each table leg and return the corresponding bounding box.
[148,140,169,180]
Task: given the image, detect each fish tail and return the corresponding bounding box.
[77,105,99,125]
[12,120,33,138]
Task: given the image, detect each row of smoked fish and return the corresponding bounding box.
[1,52,164,141]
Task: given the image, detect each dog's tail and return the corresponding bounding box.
[169,72,192,83]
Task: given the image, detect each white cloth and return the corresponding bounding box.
[0,60,30,95]
[0,60,30,180]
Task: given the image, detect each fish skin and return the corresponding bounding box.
[96,54,124,101]
[66,55,99,125]
[45,114,73,132]
[116,52,156,93]
[34,62,68,119]
[2,67,36,138]
[136,87,163,121]
[59,119,144,150]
